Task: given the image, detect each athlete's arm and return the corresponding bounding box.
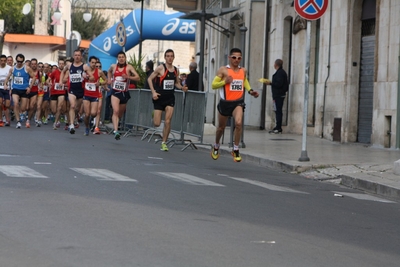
[211,66,229,89]
[26,67,36,92]
[3,67,13,90]
[174,70,184,90]
[243,68,259,98]
[107,65,114,85]
[46,72,53,88]
[59,63,69,85]
[84,65,95,82]
[127,66,140,82]
[148,65,163,99]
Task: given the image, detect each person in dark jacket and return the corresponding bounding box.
[186,62,202,91]
[143,60,154,89]
[264,59,288,134]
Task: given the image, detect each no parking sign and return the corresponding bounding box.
[294,0,328,20]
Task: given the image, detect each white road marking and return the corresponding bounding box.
[148,157,163,160]
[71,168,137,182]
[227,177,309,194]
[154,172,225,186]
[34,162,52,165]
[251,241,276,244]
[333,191,396,203]
[0,165,48,178]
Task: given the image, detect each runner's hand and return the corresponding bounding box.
[152,92,161,100]
[250,90,259,98]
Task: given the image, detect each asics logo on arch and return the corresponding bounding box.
[162,18,196,36]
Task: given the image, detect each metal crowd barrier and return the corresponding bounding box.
[123,89,141,137]
[121,89,210,151]
[99,90,113,134]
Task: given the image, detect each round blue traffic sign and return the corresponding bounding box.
[294,0,328,20]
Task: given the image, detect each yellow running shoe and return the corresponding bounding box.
[211,147,219,160]
[160,142,169,151]
[231,150,242,162]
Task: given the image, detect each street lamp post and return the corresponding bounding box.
[53,0,92,57]
[133,0,144,60]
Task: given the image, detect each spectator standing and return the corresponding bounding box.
[143,60,154,89]
[264,59,288,134]
[186,61,202,91]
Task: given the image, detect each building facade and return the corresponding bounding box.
[172,0,400,148]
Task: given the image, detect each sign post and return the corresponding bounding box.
[294,0,329,162]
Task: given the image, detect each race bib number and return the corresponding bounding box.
[54,83,63,90]
[163,80,174,90]
[34,79,39,86]
[0,80,4,87]
[43,85,48,92]
[230,80,243,91]
[113,81,126,91]
[14,76,23,85]
[70,73,82,83]
[85,82,97,92]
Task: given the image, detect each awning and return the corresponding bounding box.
[167,0,198,12]
[179,7,241,36]
[5,34,65,45]
[179,6,240,20]
[4,34,91,50]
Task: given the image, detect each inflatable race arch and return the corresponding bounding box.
[89,9,196,69]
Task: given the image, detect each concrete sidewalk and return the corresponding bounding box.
[196,128,400,201]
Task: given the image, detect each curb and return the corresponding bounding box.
[340,174,400,201]
[197,145,315,173]
[197,145,400,201]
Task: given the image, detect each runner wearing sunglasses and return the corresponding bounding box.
[210,48,259,162]
[4,54,37,129]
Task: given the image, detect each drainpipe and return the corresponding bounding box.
[321,0,333,138]
[260,0,270,130]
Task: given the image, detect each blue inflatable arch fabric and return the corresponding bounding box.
[89,9,196,70]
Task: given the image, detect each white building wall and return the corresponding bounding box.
[2,44,58,64]
[372,0,400,147]
[173,0,400,147]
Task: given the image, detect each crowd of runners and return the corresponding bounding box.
[0,49,137,138]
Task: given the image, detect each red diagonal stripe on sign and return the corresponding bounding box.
[301,0,322,13]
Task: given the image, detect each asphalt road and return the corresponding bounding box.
[0,124,399,267]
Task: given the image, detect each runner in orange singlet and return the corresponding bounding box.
[210,48,259,162]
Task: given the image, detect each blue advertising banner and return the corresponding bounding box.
[89,9,196,69]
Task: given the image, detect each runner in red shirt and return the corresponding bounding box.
[82,56,107,136]
[48,59,67,130]
[107,51,139,140]
[26,58,40,128]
